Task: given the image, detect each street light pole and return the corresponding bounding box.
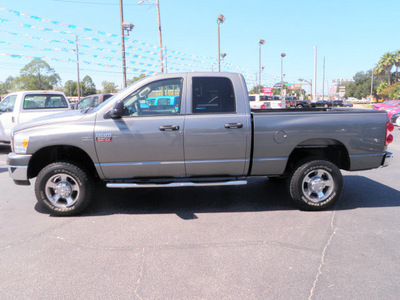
[119,0,127,88]
[217,14,226,72]
[313,46,317,101]
[281,52,286,108]
[259,39,265,94]
[299,78,313,100]
[74,34,81,101]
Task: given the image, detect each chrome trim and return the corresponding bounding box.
[8,165,29,181]
[107,180,247,188]
[382,152,393,167]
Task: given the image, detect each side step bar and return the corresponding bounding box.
[106,180,247,188]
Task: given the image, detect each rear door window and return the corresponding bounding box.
[192,77,236,114]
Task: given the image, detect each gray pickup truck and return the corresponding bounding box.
[7,73,394,215]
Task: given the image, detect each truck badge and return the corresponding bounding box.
[95,133,112,142]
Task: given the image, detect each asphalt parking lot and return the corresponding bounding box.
[1,128,399,299]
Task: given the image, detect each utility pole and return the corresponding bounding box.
[259,39,265,94]
[164,46,168,73]
[370,67,375,105]
[313,46,317,101]
[119,0,127,88]
[156,0,163,73]
[322,56,325,100]
[75,34,81,101]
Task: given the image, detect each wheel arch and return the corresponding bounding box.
[285,138,350,174]
[28,145,99,180]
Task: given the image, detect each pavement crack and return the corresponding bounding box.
[308,210,337,300]
[134,248,145,300]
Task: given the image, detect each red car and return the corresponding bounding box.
[372,100,400,110]
[385,104,400,118]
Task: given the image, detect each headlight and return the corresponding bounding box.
[13,134,30,154]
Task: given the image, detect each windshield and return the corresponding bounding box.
[91,77,148,113]
[0,95,17,112]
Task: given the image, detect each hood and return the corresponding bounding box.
[13,109,87,133]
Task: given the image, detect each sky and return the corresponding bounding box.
[0,0,399,94]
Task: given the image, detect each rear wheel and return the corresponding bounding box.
[35,162,93,216]
[288,159,343,210]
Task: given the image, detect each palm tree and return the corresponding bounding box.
[393,50,400,82]
[378,52,395,85]
[374,64,386,83]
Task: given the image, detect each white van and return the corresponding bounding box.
[249,94,282,109]
[0,91,72,143]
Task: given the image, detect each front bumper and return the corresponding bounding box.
[7,152,32,185]
[382,152,393,167]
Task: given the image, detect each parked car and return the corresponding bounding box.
[75,93,114,110]
[7,72,393,216]
[343,101,354,107]
[249,94,281,109]
[385,104,400,119]
[0,91,72,144]
[390,111,400,125]
[311,100,332,108]
[284,96,312,108]
[372,100,400,110]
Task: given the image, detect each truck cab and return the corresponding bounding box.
[0,91,71,143]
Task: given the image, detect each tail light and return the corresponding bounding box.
[386,121,394,145]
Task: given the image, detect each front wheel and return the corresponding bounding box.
[35,162,94,216]
[288,159,343,210]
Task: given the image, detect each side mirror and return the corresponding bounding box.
[110,100,124,119]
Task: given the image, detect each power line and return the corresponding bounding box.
[52,0,147,5]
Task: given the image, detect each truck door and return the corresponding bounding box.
[94,77,186,179]
[0,95,17,142]
[184,75,251,177]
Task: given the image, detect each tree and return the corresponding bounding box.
[127,74,147,86]
[344,70,381,99]
[378,52,395,85]
[0,76,15,95]
[394,50,400,82]
[14,59,61,90]
[64,80,78,97]
[102,81,117,93]
[82,75,97,96]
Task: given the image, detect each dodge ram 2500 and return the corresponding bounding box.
[7,73,394,215]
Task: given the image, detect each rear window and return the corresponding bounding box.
[23,94,69,110]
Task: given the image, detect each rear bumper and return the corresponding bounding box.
[7,152,32,185]
[381,152,393,167]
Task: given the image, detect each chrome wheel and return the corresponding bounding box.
[45,173,80,208]
[302,169,334,203]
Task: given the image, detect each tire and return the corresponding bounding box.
[35,162,94,216]
[288,159,343,211]
[296,104,303,108]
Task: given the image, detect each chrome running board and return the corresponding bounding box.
[106,180,247,188]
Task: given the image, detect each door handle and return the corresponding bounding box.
[224,123,243,129]
[159,125,180,131]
